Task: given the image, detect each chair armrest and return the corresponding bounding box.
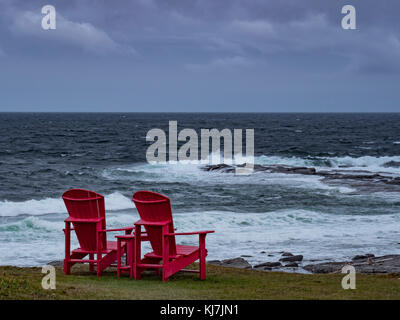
[165,230,214,236]
[99,227,134,233]
[65,217,104,223]
[134,219,170,226]
[115,233,149,239]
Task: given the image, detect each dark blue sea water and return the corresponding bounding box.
[1,113,400,267]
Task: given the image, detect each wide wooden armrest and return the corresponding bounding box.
[65,217,104,223]
[99,227,134,233]
[166,230,214,236]
[134,219,170,226]
[115,233,149,239]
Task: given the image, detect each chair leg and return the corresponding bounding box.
[162,225,169,282]
[117,239,121,277]
[199,254,206,280]
[128,240,135,278]
[97,254,102,277]
[63,259,71,275]
[89,253,94,272]
[199,234,206,280]
[133,225,142,280]
[162,269,169,282]
[64,222,71,275]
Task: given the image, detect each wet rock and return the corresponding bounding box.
[208,260,222,265]
[281,252,293,257]
[383,161,400,168]
[202,163,400,193]
[48,260,63,267]
[254,262,282,268]
[303,262,345,274]
[291,167,316,175]
[279,255,303,262]
[241,255,252,258]
[284,262,299,268]
[260,251,266,254]
[203,164,230,172]
[303,255,400,274]
[352,254,375,261]
[209,257,252,269]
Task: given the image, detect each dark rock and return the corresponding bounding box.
[284,262,298,267]
[352,254,375,261]
[303,262,345,273]
[209,257,252,269]
[303,255,400,274]
[208,260,222,265]
[260,251,266,254]
[268,254,274,257]
[291,167,316,175]
[202,163,400,193]
[281,252,293,257]
[203,164,230,172]
[241,255,252,258]
[48,260,63,267]
[254,262,282,268]
[383,161,400,168]
[279,255,303,262]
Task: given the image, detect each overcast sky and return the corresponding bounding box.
[0,0,399,112]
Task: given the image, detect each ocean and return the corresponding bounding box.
[1,112,400,268]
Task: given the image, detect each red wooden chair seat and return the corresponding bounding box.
[144,245,207,260]
[72,241,119,254]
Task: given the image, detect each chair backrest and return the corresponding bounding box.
[62,189,107,251]
[132,191,177,256]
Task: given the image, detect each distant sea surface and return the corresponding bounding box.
[1,113,400,267]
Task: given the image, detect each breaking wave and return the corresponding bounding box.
[0,192,133,217]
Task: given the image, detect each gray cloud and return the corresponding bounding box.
[0,0,399,111]
[1,0,399,72]
[10,9,135,55]
[185,55,254,72]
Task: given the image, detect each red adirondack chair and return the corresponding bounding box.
[62,189,134,276]
[132,191,214,281]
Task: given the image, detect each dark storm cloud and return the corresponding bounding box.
[2,0,399,72]
[0,0,399,111]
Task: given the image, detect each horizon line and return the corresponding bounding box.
[1,111,400,114]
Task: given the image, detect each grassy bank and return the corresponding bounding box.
[1,264,400,300]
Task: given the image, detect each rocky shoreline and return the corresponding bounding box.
[208,252,400,274]
[203,163,400,193]
[47,252,400,274]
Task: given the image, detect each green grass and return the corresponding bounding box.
[1,264,400,299]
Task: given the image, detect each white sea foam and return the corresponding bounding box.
[0,192,133,217]
[2,209,400,267]
[255,155,400,173]
[104,155,400,184]
[105,155,400,194]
